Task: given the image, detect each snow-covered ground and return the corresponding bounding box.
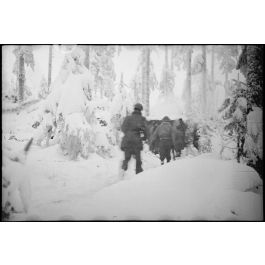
[2,103,263,221]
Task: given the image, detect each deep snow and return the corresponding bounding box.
[2,103,263,221]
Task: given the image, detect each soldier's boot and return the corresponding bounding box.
[136,167,143,174]
[120,160,128,179]
[135,161,143,174]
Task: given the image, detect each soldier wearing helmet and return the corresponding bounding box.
[120,103,147,175]
[151,116,173,165]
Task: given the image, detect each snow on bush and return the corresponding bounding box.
[181,144,199,157]
[233,107,243,121]
[57,73,89,117]
[246,107,262,138]
[2,145,31,216]
[237,97,247,109]
[59,112,95,159]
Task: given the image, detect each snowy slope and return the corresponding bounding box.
[2,97,263,221]
[88,155,263,220]
[4,138,262,221]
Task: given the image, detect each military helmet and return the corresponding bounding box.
[134,103,143,111]
[162,116,170,121]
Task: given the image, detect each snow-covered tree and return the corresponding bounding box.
[110,73,135,144]
[216,45,239,98]
[237,45,263,176]
[173,45,193,117]
[12,46,35,102]
[219,45,263,169]
[159,46,175,98]
[132,46,157,116]
[201,46,207,117]
[218,81,248,162]
[90,46,116,99]
[142,46,151,116]
[48,45,53,90]
[42,46,117,159]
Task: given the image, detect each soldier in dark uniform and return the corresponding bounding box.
[151,116,173,165]
[120,103,147,175]
[172,118,187,157]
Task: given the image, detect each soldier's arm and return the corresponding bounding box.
[142,118,148,140]
[121,117,129,133]
[150,126,159,144]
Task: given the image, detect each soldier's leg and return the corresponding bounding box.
[122,149,132,171]
[135,149,143,174]
[165,141,171,163]
[174,144,181,157]
[159,141,166,165]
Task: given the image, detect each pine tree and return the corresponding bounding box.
[142,46,151,116]
[173,45,193,117]
[82,45,90,70]
[220,45,263,166]
[201,46,207,117]
[246,45,263,108]
[208,45,216,117]
[134,46,157,116]
[186,48,192,116]
[12,46,34,102]
[90,46,116,99]
[18,53,25,102]
[239,45,263,175]
[159,46,175,98]
[48,45,53,91]
[216,45,239,98]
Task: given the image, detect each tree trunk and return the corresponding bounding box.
[171,46,174,71]
[165,45,169,96]
[246,45,263,107]
[120,73,124,93]
[236,135,240,163]
[141,47,150,116]
[224,71,229,97]
[141,49,146,106]
[211,46,215,89]
[48,45,53,91]
[100,79,103,98]
[202,46,207,117]
[210,45,215,117]
[133,79,139,103]
[145,47,150,116]
[18,53,25,102]
[186,48,192,116]
[84,45,90,69]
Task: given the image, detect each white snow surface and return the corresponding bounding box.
[2,104,263,221]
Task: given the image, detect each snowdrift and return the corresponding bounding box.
[88,155,263,220]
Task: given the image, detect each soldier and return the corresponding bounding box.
[172,118,187,158]
[120,103,147,175]
[151,116,173,165]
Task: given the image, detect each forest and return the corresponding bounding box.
[2,45,263,221]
